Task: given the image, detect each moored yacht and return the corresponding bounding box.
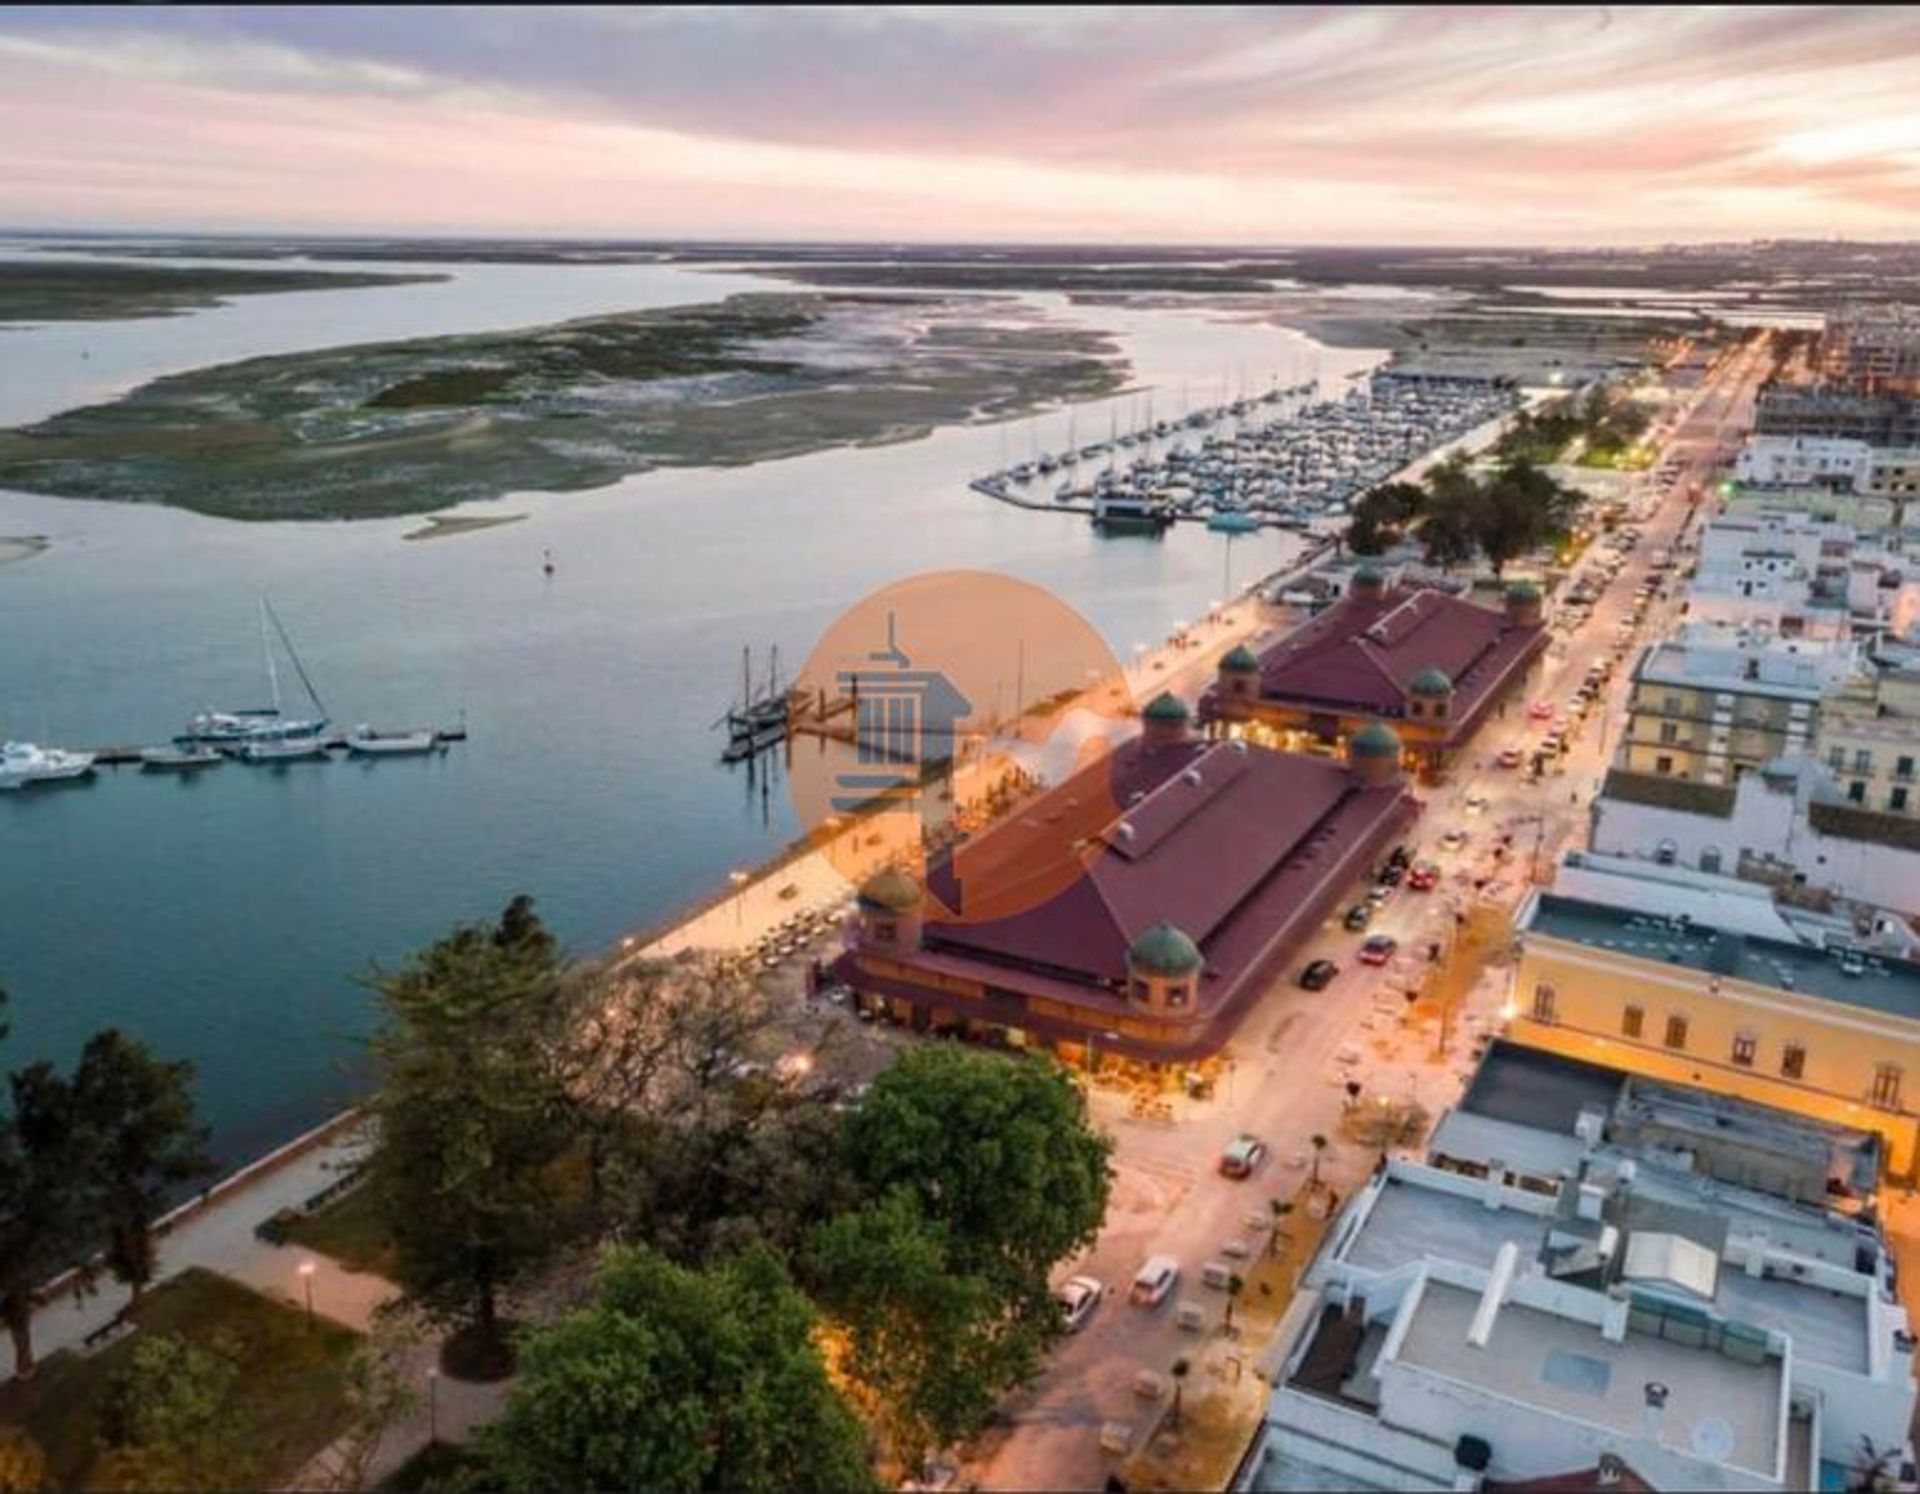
[0,740,97,790]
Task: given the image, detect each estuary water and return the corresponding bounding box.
[0,253,1380,1163]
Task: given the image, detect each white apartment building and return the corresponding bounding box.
[1236,1046,1918,1493]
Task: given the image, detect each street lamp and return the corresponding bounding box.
[297,1260,316,1328]
[427,1366,440,1444]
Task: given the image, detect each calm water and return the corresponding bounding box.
[0,255,1380,1164]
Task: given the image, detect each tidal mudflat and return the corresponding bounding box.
[0,259,442,324]
[0,292,1122,521]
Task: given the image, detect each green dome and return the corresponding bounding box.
[1409,666,1454,697]
[1352,563,1387,588]
[1143,691,1191,723]
[1506,580,1543,601]
[1221,643,1260,673]
[857,869,922,913]
[1128,922,1203,978]
[1348,721,1403,759]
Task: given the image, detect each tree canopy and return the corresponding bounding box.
[468,1245,875,1494]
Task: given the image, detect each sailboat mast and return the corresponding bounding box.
[265,597,328,718]
[259,599,282,714]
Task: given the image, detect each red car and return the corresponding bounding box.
[1407,861,1441,891]
[1358,935,1398,966]
[1528,699,1555,721]
[1497,746,1525,769]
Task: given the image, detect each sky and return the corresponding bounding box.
[2,5,1918,245]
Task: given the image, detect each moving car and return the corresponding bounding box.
[1219,1135,1268,1179]
[1131,1256,1180,1307]
[1528,699,1555,721]
[1407,861,1441,891]
[1299,958,1340,990]
[1440,828,1469,852]
[1343,902,1374,931]
[1358,934,1399,966]
[1497,746,1525,769]
[1464,793,1489,815]
[1057,1275,1105,1333]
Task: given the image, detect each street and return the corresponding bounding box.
[961,332,1778,1492]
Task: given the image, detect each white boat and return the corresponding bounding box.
[345,726,439,757]
[237,736,329,763]
[0,740,97,790]
[183,599,329,750]
[139,744,223,772]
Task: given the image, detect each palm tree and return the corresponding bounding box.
[1267,1199,1293,1258]
[1309,1133,1329,1190]
[1224,1273,1245,1336]
[1169,1357,1191,1430]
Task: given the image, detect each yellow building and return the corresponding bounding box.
[1816,670,1920,819]
[1507,885,1920,1176]
[1620,636,1849,785]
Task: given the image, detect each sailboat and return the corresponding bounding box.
[726,646,791,741]
[182,598,330,757]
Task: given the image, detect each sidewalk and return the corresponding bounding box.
[2,1125,383,1379]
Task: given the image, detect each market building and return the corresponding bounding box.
[834,695,1418,1066]
[1196,566,1549,778]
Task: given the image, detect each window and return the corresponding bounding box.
[1731,1033,1756,1068]
[1129,978,1151,1002]
[873,919,897,942]
[1849,780,1867,804]
[1894,787,1910,813]
[1622,1005,1644,1039]
[1854,748,1875,775]
[1897,756,1915,782]
[1532,983,1557,1024]
[1664,1014,1689,1050]
[1828,745,1847,771]
[1659,721,1679,745]
[1655,755,1675,776]
[1663,694,1683,715]
[1781,1042,1806,1080]
[1166,981,1190,1010]
[1872,1063,1903,1112]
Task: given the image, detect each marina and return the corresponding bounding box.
[971,371,1519,534]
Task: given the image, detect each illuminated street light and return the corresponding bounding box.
[297,1260,317,1328]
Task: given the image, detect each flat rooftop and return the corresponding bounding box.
[1395,1280,1783,1481]
[1524,891,1920,1021]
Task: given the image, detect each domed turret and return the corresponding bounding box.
[856,869,924,952]
[1128,922,1203,978]
[1216,642,1262,709]
[1221,643,1260,674]
[1407,665,1456,722]
[1350,564,1388,600]
[1346,721,1404,786]
[1505,578,1544,628]
[858,869,922,912]
[1141,691,1193,748]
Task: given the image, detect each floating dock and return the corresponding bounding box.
[85,726,468,768]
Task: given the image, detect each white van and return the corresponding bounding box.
[1131,1255,1180,1307]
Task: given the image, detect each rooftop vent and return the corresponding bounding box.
[1115,822,1136,842]
[1181,768,1203,788]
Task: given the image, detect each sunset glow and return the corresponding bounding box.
[3,5,1918,242]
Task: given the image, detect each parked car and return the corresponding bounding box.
[1358,934,1399,966]
[1343,902,1374,931]
[1057,1275,1105,1333]
[1299,958,1341,990]
[1497,746,1525,769]
[1131,1256,1180,1307]
[1528,698,1556,721]
[1377,861,1405,887]
[1219,1135,1269,1179]
[1440,828,1469,852]
[1386,844,1413,870]
[1407,861,1441,891]
[1464,793,1489,815]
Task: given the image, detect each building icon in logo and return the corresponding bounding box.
[831,610,972,844]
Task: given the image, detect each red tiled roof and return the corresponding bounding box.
[869,736,1416,1051]
[1484,1463,1654,1493]
[1204,584,1546,740]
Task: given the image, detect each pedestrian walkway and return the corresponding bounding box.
[1,1122,379,1378]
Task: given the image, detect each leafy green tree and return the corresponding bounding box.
[470,1245,875,1494]
[838,1045,1111,1292]
[1170,1356,1192,1430]
[363,898,574,1374]
[805,1190,1016,1474]
[0,1061,90,1379]
[95,1332,251,1490]
[808,1047,1112,1469]
[72,1031,213,1302]
[1476,459,1583,576]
